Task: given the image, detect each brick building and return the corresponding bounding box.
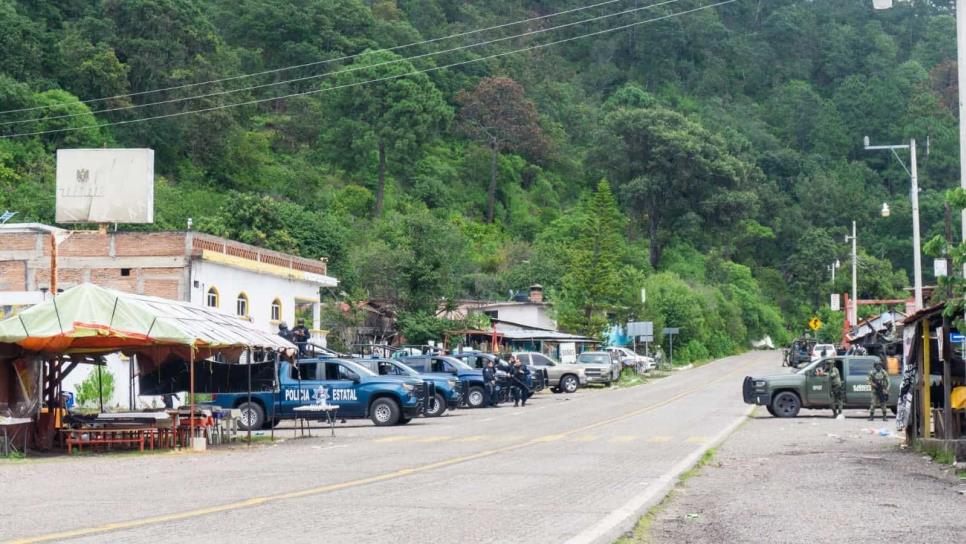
[0,223,338,333]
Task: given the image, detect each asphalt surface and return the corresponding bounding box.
[0,350,776,544]
[649,408,966,543]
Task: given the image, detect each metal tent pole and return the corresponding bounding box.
[247,348,252,446]
[189,349,196,449]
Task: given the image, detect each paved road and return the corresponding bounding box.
[0,350,776,544]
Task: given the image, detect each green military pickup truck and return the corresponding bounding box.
[743,356,900,417]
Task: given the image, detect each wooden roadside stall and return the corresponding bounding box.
[0,283,295,453]
[898,303,966,459]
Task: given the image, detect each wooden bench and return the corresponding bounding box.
[62,427,150,454]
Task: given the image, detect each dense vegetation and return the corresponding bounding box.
[0,1,959,361]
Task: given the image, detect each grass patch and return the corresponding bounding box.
[917,441,957,466]
[237,435,274,445]
[615,369,672,389]
[614,448,719,544]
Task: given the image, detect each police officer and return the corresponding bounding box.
[292,320,310,355]
[482,359,499,407]
[826,361,844,418]
[278,321,293,342]
[509,355,531,407]
[868,360,890,421]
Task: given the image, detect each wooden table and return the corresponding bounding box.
[62,426,153,454]
[292,405,339,437]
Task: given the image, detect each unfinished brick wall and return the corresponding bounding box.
[114,233,185,257]
[0,260,26,291]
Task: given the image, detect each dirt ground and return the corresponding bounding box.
[644,409,966,544]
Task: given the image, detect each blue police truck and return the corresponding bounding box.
[140,357,429,430]
[398,355,490,409]
[352,358,462,417]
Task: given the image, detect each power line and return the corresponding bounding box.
[0,0,686,127]
[0,0,635,117]
[0,0,737,140]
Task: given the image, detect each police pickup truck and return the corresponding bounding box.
[743,355,900,417]
[452,351,550,395]
[352,358,461,417]
[399,355,490,409]
[140,357,430,430]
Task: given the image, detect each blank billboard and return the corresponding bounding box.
[56,148,155,224]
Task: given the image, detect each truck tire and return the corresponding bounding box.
[370,398,401,426]
[425,392,447,417]
[559,374,579,394]
[771,392,801,418]
[466,386,486,408]
[765,405,776,417]
[238,402,265,431]
[399,417,412,425]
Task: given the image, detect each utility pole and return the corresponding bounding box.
[958,0,966,276]
[910,139,923,310]
[845,222,858,326]
[942,203,954,440]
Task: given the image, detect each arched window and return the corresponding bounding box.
[206,287,219,308]
[236,293,249,317]
[271,298,282,321]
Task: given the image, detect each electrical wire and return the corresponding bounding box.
[0,0,635,117]
[0,0,737,140]
[0,0,687,127]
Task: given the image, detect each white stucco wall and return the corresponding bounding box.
[188,259,324,333]
[488,304,556,330]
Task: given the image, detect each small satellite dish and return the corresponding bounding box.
[872,0,893,9]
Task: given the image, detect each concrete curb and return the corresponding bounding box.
[564,404,755,544]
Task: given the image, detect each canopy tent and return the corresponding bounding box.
[0,283,294,358]
[0,283,295,449]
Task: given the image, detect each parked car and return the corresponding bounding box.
[810,343,837,363]
[574,351,622,385]
[400,355,489,408]
[453,351,549,393]
[352,358,461,417]
[605,346,656,371]
[743,355,900,418]
[512,351,586,393]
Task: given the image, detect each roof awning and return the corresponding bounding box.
[0,283,295,358]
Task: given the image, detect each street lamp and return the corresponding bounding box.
[864,136,923,311]
[845,223,858,326]
[827,259,840,283]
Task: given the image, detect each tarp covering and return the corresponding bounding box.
[0,283,295,356]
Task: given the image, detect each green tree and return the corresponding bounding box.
[321,49,452,217]
[76,367,115,409]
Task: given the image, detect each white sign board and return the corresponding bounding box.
[934,258,948,278]
[56,148,155,223]
[830,293,841,311]
[559,342,577,363]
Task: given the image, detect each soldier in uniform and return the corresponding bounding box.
[482,359,499,407]
[292,320,310,356]
[868,360,890,421]
[278,321,293,342]
[509,356,531,407]
[827,361,844,418]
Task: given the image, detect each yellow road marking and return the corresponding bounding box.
[647,436,673,443]
[8,358,756,544]
[685,436,708,444]
[455,435,487,443]
[373,436,411,443]
[609,435,638,443]
[414,436,451,443]
[572,434,597,442]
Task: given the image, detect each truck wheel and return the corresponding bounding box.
[771,392,801,418]
[425,392,447,417]
[238,402,265,431]
[399,417,412,425]
[466,386,486,408]
[560,374,579,394]
[370,398,401,426]
[765,405,776,417]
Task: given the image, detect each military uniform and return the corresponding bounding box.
[868,364,890,421]
[828,365,844,417]
[482,364,499,407]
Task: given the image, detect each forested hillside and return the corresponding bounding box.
[0,0,958,359]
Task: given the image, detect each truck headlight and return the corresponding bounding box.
[402,383,415,393]
[754,380,766,388]
[448,379,457,388]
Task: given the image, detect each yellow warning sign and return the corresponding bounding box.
[808,317,823,331]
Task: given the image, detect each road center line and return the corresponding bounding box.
[7,357,758,544]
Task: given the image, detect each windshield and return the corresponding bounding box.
[437,356,473,371]
[796,360,822,375]
[336,359,376,377]
[390,362,421,376]
[578,353,610,364]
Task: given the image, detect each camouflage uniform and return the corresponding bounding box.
[868,364,890,421]
[828,365,844,417]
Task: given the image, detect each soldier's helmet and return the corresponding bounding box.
[874,360,883,370]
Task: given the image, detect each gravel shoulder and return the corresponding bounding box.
[641,409,966,544]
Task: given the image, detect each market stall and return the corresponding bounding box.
[0,283,295,454]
